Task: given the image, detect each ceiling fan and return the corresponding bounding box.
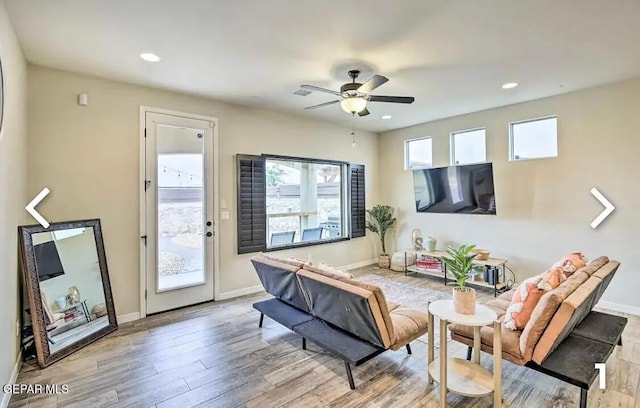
[299,70,415,116]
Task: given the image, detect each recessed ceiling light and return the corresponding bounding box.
[140,52,161,62]
[502,82,518,89]
[381,115,392,120]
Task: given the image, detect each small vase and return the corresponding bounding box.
[426,236,437,252]
[378,254,391,268]
[453,287,476,315]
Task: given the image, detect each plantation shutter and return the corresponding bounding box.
[236,154,267,254]
[350,164,366,238]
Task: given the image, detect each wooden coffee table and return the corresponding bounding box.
[428,299,502,407]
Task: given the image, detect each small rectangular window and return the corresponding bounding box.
[405,137,432,170]
[450,128,486,165]
[510,116,558,161]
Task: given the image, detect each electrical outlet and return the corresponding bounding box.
[16,320,20,337]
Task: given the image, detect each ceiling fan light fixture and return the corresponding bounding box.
[340,97,367,114]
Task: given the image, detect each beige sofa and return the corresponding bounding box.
[449,256,620,365]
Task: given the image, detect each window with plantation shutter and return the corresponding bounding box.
[350,164,366,238]
[236,155,266,254]
[236,154,365,253]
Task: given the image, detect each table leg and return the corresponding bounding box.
[82,301,91,322]
[427,303,434,384]
[443,263,447,286]
[493,320,502,407]
[404,251,407,276]
[473,326,481,364]
[439,318,448,408]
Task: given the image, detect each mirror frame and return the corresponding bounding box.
[19,219,118,367]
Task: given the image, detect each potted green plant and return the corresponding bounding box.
[366,205,397,268]
[441,244,483,314]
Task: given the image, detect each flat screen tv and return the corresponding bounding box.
[34,241,65,281]
[413,163,497,215]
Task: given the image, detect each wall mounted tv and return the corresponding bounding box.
[34,241,65,281]
[413,163,497,215]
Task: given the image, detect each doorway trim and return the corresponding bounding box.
[138,106,220,319]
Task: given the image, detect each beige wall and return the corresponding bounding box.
[380,78,640,310]
[0,0,28,392]
[27,65,379,317]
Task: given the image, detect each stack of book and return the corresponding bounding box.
[416,258,441,270]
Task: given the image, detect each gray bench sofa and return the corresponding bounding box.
[250,253,431,389]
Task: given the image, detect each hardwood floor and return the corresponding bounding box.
[9,266,640,408]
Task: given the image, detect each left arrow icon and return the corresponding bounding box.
[26,188,51,228]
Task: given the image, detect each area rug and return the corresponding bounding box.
[358,274,453,347]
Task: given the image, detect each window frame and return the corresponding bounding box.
[404,136,433,170]
[449,127,487,166]
[509,115,558,162]
[262,154,351,252]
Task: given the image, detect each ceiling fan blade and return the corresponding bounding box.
[357,107,370,117]
[304,100,340,110]
[358,75,389,93]
[368,95,415,104]
[300,84,341,96]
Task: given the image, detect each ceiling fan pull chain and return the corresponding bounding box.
[351,114,356,147]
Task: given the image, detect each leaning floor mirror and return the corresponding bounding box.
[19,219,117,367]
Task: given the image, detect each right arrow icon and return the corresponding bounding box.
[590,188,615,229]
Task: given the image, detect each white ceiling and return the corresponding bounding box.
[6,0,640,132]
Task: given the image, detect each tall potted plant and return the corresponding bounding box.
[441,244,483,314]
[366,205,397,268]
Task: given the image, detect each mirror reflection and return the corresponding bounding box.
[31,227,110,353]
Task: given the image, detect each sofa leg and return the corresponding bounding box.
[579,388,587,408]
[406,344,412,355]
[258,313,264,328]
[302,337,307,350]
[344,361,355,390]
[466,346,472,361]
[618,337,623,346]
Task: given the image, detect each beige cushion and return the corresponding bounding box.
[252,254,301,273]
[450,332,526,366]
[449,294,522,365]
[449,295,522,361]
[532,276,602,364]
[388,306,430,350]
[519,268,590,359]
[387,300,402,312]
[580,256,610,276]
[256,252,307,269]
[591,260,618,281]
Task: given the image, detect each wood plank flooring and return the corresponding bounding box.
[8,266,640,407]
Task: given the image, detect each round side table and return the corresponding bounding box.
[427,299,502,407]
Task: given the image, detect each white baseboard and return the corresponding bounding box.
[338,258,377,270]
[117,312,141,324]
[596,301,640,316]
[217,285,264,301]
[1,352,22,408]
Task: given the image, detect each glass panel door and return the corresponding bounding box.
[145,112,215,314]
[156,127,205,291]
